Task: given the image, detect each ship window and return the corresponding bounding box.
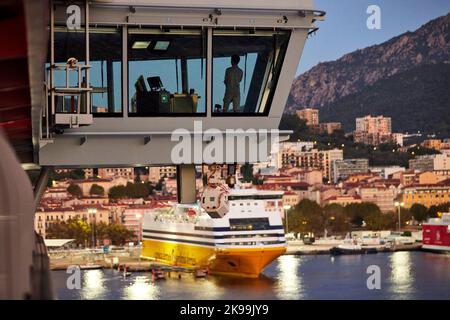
[128,28,206,116]
[212,29,290,116]
[229,218,270,230]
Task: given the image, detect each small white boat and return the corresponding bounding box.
[78,264,102,270]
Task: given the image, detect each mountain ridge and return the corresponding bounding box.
[286,13,450,112]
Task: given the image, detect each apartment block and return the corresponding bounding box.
[409,154,450,172]
[334,159,369,182]
[296,108,319,126]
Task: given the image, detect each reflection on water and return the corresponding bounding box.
[276,255,303,299]
[125,276,159,300]
[82,270,106,300]
[52,252,450,300]
[389,252,413,297]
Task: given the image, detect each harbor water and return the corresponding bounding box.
[52,251,450,300]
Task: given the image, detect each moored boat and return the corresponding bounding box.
[422,212,450,253]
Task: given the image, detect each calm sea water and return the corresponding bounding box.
[52,251,450,300]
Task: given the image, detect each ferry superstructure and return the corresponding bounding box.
[422,212,450,252]
[141,189,286,277]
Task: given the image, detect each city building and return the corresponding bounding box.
[279,148,343,181]
[391,133,404,147]
[319,122,342,135]
[72,177,130,197]
[296,108,319,126]
[359,186,397,213]
[402,181,450,208]
[34,205,111,239]
[354,115,393,145]
[355,115,392,134]
[334,159,369,182]
[148,166,177,183]
[418,171,450,185]
[282,191,302,208]
[371,166,406,179]
[272,141,314,169]
[42,187,69,199]
[409,154,450,172]
[283,168,323,185]
[421,139,442,150]
[97,168,135,180]
[323,195,362,206]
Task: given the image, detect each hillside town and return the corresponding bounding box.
[35,109,450,247]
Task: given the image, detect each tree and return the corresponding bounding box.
[410,203,428,222]
[393,208,412,229]
[288,199,324,234]
[67,184,83,198]
[106,224,135,245]
[125,182,150,198]
[365,211,395,230]
[155,176,165,191]
[344,202,382,227]
[70,168,85,180]
[108,185,127,199]
[323,204,350,233]
[89,184,105,196]
[427,203,450,219]
[46,218,92,246]
[240,164,254,183]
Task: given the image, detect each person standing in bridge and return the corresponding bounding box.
[223,54,243,112]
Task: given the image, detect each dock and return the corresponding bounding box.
[48,243,423,271]
[285,241,422,255]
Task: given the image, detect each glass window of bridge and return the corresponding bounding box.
[51,27,122,115]
[128,28,206,116]
[212,29,290,116]
[89,28,123,115]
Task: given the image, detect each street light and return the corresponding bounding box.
[136,213,142,262]
[136,213,142,245]
[394,201,405,231]
[88,208,97,248]
[283,205,291,234]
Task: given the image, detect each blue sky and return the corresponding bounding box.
[297,0,450,75]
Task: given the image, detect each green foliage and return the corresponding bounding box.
[278,115,309,142]
[427,203,450,218]
[410,203,428,222]
[365,211,395,230]
[106,224,135,245]
[323,204,351,233]
[47,168,86,186]
[288,199,324,234]
[108,182,152,199]
[344,202,382,227]
[278,114,437,168]
[108,185,127,199]
[46,219,134,246]
[240,164,254,183]
[155,176,165,191]
[46,218,91,245]
[89,183,105,196]
[67,184,83,198]
[320,63,450,138]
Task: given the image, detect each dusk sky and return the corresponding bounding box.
[297,0,450,75]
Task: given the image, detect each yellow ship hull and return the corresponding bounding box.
[141,239,286,278]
